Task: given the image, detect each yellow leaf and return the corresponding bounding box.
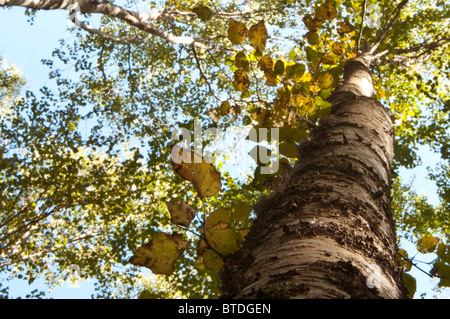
[228,19,248,45]
[315,1,337,21]
[233,69,250,92]
[417,236,439,253]
[332,41,343,55]
[302,14,321,32]
[337,21,356,35]
[305,31,321,45]
[317,72,333,89]
[171,145,222,198]
[167,199,195,227]
[203,249,224,272]
[129,232,187,275]
[258,54,274,73]
[248,20,268,52]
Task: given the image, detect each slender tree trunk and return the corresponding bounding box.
[220,55,406,299]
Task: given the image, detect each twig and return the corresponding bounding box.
[357,0,368,53]
[368,0,409,55]
[191,45,223,102]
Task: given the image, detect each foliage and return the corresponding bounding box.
[1,0,450,298]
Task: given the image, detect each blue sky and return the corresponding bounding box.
[0,5,449,299]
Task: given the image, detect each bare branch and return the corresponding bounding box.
[357,0,367,53]
[191,46,223,102]
[394,35,450,54]
[368,0,409,55]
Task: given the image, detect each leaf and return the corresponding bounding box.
[206,220,240,255]
[233,201,252,222]
[315,1,337,21]
[206,208,230,227]
[302,14,321,32]
[305,31,321,45]
[332,41,343,55]
[258,55,274,73]
[402,273,416,299]
[286,63,306,81]
[129,232,187,275]
[204,208,240,255]
[398,249,412,272]
[288,47,302,60]
[228,19,247,45]
[337,21,355,36]
[192,5,213,22]
[248,20,268,53]
[417,235,439,253]
[202,249,224,272]
[167,199,195,227]
[171,145,222,198]
[233,69,250,92]
[234,51,249,71]
[280,140,298,158]
[317,72,333,89]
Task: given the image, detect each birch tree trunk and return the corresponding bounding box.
[220,55,407,299]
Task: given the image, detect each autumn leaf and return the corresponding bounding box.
[315,1,337,21]
[317,72,333,89]
[205,208,240,255]
[192,5,213,22]
[202,249,224,272]
[233,69,250,92]
[286,63,306,82]
[129,232,187,275]
[403,273,417,299]
[171,145,221,198]
[167,199,195,227]
[234,51,249,71]
[417,236,439,253]
[332,41,343,55]
[228,19,247,45]
[337,21,356,36]
[248,20,268,53]
[232,201,252,223]
[302,14,321,32]
[258,55,274,73]
[305,31,321,45]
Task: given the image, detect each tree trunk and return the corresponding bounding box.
[220,55,406,299]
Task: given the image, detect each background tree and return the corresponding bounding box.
[0,0,449,298]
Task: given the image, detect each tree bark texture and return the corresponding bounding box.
[220,56,406,299]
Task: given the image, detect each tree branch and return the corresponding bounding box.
[357,0,367,53]
[191,45,223,102]
[368,0,409,55]
[394,35,450,55]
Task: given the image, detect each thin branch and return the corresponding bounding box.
[191,45,223,102]
[368,0,409,55]
[77,20,150,46]
[357,0,368,53]
[394,35,450,54]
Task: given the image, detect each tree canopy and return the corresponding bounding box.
[1,0,450,298]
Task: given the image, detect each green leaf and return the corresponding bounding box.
[402,273,416,299]
[233,201,252,222]
[129,232,187,275]
[192,5,213,22]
